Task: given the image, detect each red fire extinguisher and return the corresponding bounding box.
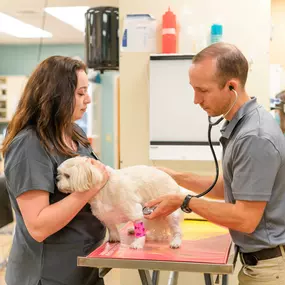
[162,7,177,53]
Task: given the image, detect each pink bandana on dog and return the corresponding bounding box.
[134,221,146,237]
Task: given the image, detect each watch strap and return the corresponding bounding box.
[180,194,193,213]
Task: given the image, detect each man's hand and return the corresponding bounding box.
[144,193,185,220]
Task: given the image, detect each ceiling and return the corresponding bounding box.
[0,0,118,44]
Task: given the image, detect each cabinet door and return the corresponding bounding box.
[6,76,28,120]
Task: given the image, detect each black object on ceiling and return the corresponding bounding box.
[85,7,119,73]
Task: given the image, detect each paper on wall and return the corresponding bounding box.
[121,14,157,52]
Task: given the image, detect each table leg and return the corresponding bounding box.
[204,273,214,285]
[98,268,112,278]
[138,269,153,285]
[167,271,179,285]
[222,274,228,285]
[152,270,160,285]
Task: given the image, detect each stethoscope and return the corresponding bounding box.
[195,86,238,198]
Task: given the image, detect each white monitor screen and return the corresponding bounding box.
[149,54,222,145]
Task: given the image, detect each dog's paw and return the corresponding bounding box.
[127,227,135,235]
[130,236,145,249]
[170,236,182,249]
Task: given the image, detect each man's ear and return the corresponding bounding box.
[226,79,239,92]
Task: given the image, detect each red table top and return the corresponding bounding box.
[87,220,232,264]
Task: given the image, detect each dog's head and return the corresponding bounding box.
[56,156,104,194]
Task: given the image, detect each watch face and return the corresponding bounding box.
[142,206,157,215]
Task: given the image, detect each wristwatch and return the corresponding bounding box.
[180,194,193,213]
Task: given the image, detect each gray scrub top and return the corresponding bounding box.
[4,126,106,285]
[221,98,285,253]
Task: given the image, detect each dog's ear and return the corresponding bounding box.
[66,158,104,191]
[86,163,103,187]
[69,163,90,191]
[71,162,102,191]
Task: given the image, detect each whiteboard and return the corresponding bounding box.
[149,54,222,161]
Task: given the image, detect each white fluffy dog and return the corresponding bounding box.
[57,156,182,249]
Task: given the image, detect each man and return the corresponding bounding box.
[145,42,285,284]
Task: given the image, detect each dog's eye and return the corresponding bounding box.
[64,173,70,179]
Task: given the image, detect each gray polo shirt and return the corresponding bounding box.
[220,97,285,253]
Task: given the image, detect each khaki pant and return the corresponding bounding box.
[238,246,285,285]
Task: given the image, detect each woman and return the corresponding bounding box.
[2,56,109,285]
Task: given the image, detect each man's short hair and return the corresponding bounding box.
[193,42,249,89]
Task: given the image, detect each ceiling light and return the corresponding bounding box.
[45,6,89,32]
[0,12,52,38]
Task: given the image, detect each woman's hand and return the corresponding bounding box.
[144,193,185,220]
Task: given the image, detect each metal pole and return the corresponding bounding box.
[98,268,112,278]
[222,274,228,285]
[152,270,160,285]
[167,271,179,285]
[138,269,153,285]
[204,273,214,285]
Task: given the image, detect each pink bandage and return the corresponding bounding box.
[134,221,146,238]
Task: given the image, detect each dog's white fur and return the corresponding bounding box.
[57,156,182,249]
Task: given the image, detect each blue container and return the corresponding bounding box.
[211,23,223,44]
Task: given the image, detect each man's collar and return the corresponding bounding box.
[220,97,258,139]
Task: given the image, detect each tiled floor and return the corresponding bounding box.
[0,223,13,285]
[0,267,120,285]
[0,269,6,285]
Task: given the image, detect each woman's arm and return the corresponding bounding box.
[17,189,100,242]
[17,159,108,242]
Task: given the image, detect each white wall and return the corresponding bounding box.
[271,0,285,67]
[119,0,271,173]
[270,0,285,91]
